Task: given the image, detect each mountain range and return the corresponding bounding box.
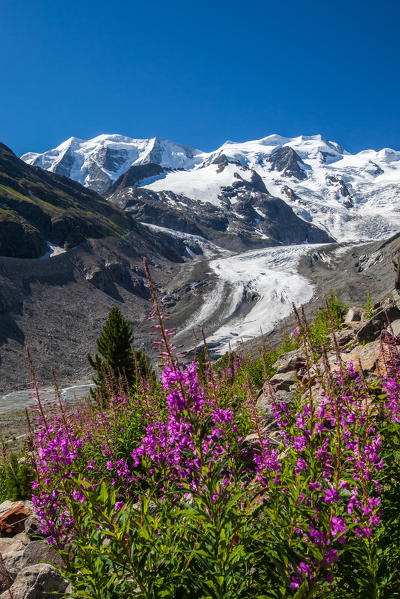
[22,133,400,245]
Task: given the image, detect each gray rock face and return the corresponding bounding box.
[0,538,25,555]
[326,175,354,208]
[0,564,68,599]
[389,319,400,338]
[266,146,308,180]
[0,498,68,598]
[108,165,333,250]
[2,549,24,581]
[269,370,298,391]
[273,349,305,373]
[335,328,356,347]
[344,307,364,323]
[107,162,169,195]
[24,515,42,539]
[357,306,400,343]
[21,541,64,570]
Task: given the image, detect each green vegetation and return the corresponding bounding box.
[308,289,347,348]
[23,288,400,598]
[0,449,32,502]
[363,290,375,319]
[0,143,133,258]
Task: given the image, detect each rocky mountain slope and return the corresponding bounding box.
[1,229,400,396]
[0,218,212,393]
[23,133,400,243]
[0,143,134,258]
[108,161,333,249]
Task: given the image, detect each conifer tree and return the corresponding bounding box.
[87,306,135,400]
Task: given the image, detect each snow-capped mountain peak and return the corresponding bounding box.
[21,134,205,194]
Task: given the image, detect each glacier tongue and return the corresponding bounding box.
[173,244,322,355]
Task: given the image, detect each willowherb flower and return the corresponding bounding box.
[331,516,346,538]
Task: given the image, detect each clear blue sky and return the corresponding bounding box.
[1,0,399,156]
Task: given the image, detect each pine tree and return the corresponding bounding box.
[87,307,135,401]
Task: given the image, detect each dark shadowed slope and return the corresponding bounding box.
[0,143,134,258]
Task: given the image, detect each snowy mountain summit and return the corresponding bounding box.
[22,134,203,195]
[22,133,400,243]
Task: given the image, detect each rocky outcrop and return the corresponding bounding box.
[108,166,334,250]
[267,146,308,180]
[256,294,400,426]
[0,500,68,598]
[0,564,68,599]
[107,163,169,196]
[326,175,354,208]
[0,501,32,535]
[0,218,47,259]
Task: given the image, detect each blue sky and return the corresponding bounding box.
[1,0,399,155]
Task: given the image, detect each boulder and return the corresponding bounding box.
[341,341,381,374]
[0,502,32,535]
[357,306,400,343]
[241,433,261,467]
[0,501,17,516]
[344,307,364,324]
[301,383,325,405]
[21,541,64,569]
[0,537,24,555]
[0,563,68,599]
[1,549,24,582]
[257,389,294,423]
[336,328,357,346]
[13,533,31,547]
[269,370,297,391]
[386,318,400,339]
[273,349,304,373]
[24,514,42,539]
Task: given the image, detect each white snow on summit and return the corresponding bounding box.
[21,134,205,194]
[144,134,400,242]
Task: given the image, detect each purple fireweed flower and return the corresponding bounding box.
[324,488,339,504]
[293,435,307,451]
[298,561,312,580]
[289,574,302,590]
[295,458,307,473]
[309,481,322,491]
[309,525,325,546]
[322,549,339,567]
[72,489,85,504]
[331,517,346,538]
